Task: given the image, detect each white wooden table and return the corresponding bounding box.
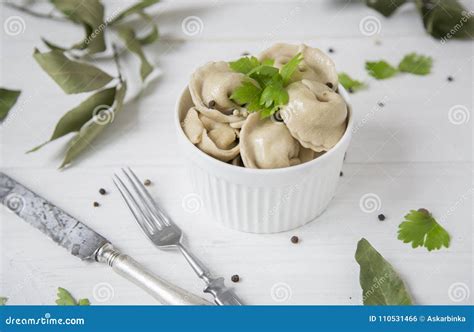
[1,0,472,305]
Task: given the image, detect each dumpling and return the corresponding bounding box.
[258,43,338,90]
[182,108,240,162]
[281,80,348,152]
[189,61,255,123]
[240,112,314,169]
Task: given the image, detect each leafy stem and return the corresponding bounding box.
[112,44,124,83]
[4,2,68,22]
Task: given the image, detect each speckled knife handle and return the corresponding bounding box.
[96,243,211,305]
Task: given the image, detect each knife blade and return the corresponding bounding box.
[0,172,108,260]
[0,172,211,305]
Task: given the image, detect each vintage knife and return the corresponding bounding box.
[0,172,210,305]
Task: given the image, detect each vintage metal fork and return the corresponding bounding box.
[113,167,243,305]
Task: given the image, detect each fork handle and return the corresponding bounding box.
[177,243,243,305]
[96,243,211,305]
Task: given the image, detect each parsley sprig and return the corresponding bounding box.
[56,287,90,306]
[398,209,450,251]
[228,54,303,118]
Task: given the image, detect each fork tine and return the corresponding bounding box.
[113,173,159,235]
[123,167,174,227]
[119,168,167,229]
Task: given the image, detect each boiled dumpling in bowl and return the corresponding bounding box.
[189,61,256,123]
[258,43,338,90]
[240,112,315,169]
[182,107,240,162]
[281,80,348,152]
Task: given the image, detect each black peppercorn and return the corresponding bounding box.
[231,274,240,283]
[99,188,106,195]
[290,236,299,244]
[418,208,430,215]
[328,48,334,53]
[144,179,152,186]
[377,214,385,221]
[447,76,454,82]
[340,171,343,177]
[93,201,100,207]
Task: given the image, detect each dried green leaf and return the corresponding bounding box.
[28,87,116,152]
[55,287,77,305]
[60,82,127,168]
[51,0,106,53]
[0,297,8,305]
[41,37,68,52]
[365,0,407,17]
[416,0,474,39]
[33,49,113,94]
[136,12,159,45]
[355,238,413,305]
[110,0,160,24]
[118,27,153,80]
[0,88,21,122]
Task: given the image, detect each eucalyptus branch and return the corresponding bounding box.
[4,2,67,22]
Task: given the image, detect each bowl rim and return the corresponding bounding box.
[175,83,354,175]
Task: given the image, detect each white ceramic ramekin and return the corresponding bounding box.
[175,85,353,233]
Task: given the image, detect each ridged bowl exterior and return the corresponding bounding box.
[176,85,353,233]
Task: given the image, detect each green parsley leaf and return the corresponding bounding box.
[338,73,367,92]
[56,287,90,305]
[261,58,275,66]
[248,65,280,87]
[0,297,8,305]
[230,81,262,112]
[280,52,304,85]
[229,56,260,75]
[260,80,288,108]
[398,53,433,75]
[398,209,450,251]
[56,287,78,305]
[78,298,91,305]
[228,55,297,118]
[259,106,278,119]
[366,60,399,79]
